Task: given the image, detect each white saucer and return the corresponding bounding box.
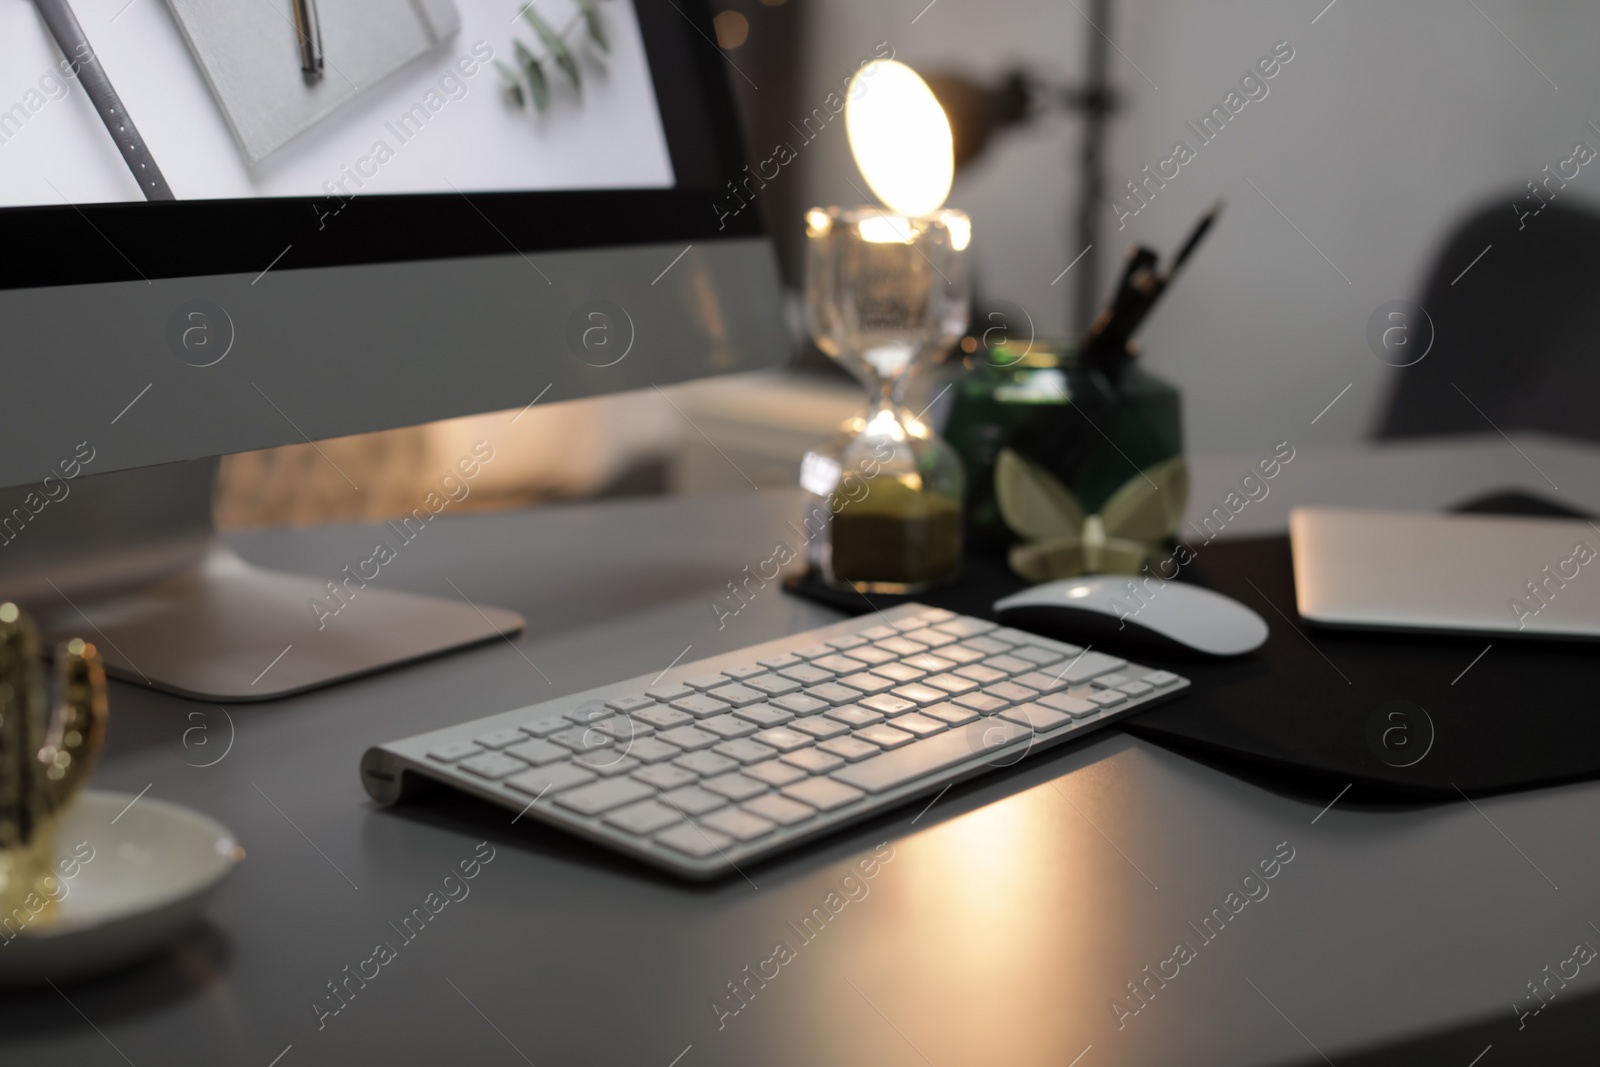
[0,790,241,986]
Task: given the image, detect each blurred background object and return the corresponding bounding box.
[218,0,1600,530]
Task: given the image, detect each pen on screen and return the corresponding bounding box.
[293,0,324,79]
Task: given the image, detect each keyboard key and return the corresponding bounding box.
[474,728,526,749]
[557,777,655,815]
[1083,688,1126,708]
[550,726,612,752]
[521,715,569,737]
[701,773,768,801]
[936,644,986,665]
[958,636,1013,655]
[793,644,836,659]
[859,625,898,640]
[634,705,693,730]
[1037,692,1097,718]
[428,742,482,763]
[745,760,807,787]
[837,672,895,694]
[675,750,739,776]
[982,682,1039,704]
[856,724,914,749]
[779,664,837,686]
[594,716,654,741]
[1142,670,1180,687]
[655,823,732,857]
[825,634,868,650]
[901,627,957,648]
[923,673,979,695]
[983,654,1035,674]
[772,693,830,715]
[923,702,978,726]
[660,785,728,816]
[701,808,776,841]
[657,725,720,751]
[714,738,779,764]
[1011,671,1069,694]
[1092,673,1131,689]
[953,665,1008,685]
[573,752,639,777]
[754,726,814,752]
[825,704,885,728]
[892,616,930,632]
[874,637,927,656]
[743,674,802,697]
[818,736,880,762]
[709,684,768,708]
[844,645,898,666]
[873,662,926,683]
[503,738,568,765]
[781,778,865,812]
[758,653,802,670]
[992,627,1063,647]
[1118,681,1154,697]
[671,694,733,718]
[700,714,758,739]
[1057,651,1129,684]
[646,683,694,702]
[734,703,794,728]
[722,663,768,680]
[565,700,612,724]
[1001,703,1072,732]
[917,607,957,623]
[803,683,861,706]
[935,617,996,638]
[782,747,844,773]
[902,653,955,673]
[459,752,526,779]
[831,719,1032,794]
[743,794,816,826]
[686,673,730,690]
[605,694,655,713]
[633,763,698,790]
[791,716,849,740]
[952,692,1007,714]
[1012,646,1068,667]
[604,800,682,836]
[809,655,865,676]
[623,737,686,764]
[858,693,917,716]
[889,712,947,738]
[890,684,947,707]
[507,763,596,796]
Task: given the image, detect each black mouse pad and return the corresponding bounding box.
[785,489,1600,800]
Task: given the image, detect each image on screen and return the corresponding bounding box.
[0,0,675,208]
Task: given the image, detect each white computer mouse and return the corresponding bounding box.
[993,576,1269,657]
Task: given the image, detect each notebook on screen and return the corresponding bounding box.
[166,0,461,164]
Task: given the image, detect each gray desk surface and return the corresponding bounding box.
[6,434,1600,1066]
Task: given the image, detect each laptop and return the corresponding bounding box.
[1289,506,1600,638]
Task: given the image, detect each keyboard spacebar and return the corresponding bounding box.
[831,720,1034,794]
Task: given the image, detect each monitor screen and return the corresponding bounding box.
[1,0,751,289]
[2,0,676,207]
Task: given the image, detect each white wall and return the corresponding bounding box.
[797,0,1600,452]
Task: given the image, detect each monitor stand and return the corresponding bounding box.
[0,458,523,702]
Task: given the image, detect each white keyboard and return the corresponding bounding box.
[361,604,1189,879]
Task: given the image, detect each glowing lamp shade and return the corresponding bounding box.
[846,61,954,219]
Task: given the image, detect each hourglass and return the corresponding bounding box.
[799,61,972,593]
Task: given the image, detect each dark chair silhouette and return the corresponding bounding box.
[1376,196,1600,442]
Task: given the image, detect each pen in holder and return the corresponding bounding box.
[0,603,108,929]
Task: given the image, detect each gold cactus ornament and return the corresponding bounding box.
[0,603,108,930]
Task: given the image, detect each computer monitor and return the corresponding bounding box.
[0,0,786,701]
